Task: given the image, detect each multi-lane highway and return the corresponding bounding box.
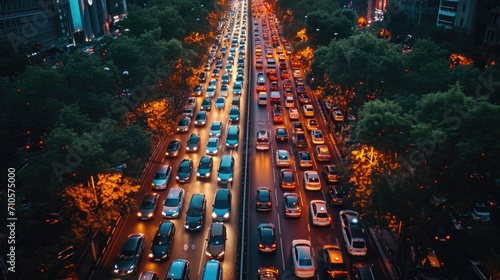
[92,0,392,279]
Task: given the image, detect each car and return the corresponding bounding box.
[205,222,227,260]
[185,97,196,108]
[288,108,300,120]
[292,239,315,278]
[206,86,216,98]
[233,82,243,95]
[342,226,367,256]
[197,156,213,179]
[161,187,185,218]
[138,271,159,280]
[201,97,212,111]
[181,106,194,118]
[311,130,324,144]
[221,74,230,85]
[212,68,220,77]
[184,194,206,230]
[176,159,193,183]
[351,263,375,280]
[292,121,304,133]
[204,63,211,71]
[229,106,240,122]
[166,259,190,280]
[316,145,331,162]
[270,81,279,90]
[298,93,311,104]
[310,200,331,226]
[256,187,272,211]
[303,171,321,191]
[235,74,244,83]
[279,169,296,189]
[258,223,277,253]
[194,111,208,126]
[283,79,292,88]
[272,105,284,123]
[410,247,444,276]
[328,185,346,207]
[323,165,341,183]
[283,192,301,218]
[215,96,226,110]
[176,117,191,133]
[212,189,232,221]
[293,69,302,78]
[298,151,313,168]
[434,227,451,242]
[225,64,233,74]
[275,150,291,167]
[227,56,235,64]
[199,72,207,82]
[201,260,223,280]
[303,104,315,117]
[258,266,279,280]
[256,130,270,151]
[275,128,288,141]
[217,155,234,184]
[165,140,181,158]
[281,69,289,79]
[205,137,219,155]
[471,203,490,222]
[209,121,223,138]
[322,244,348,279]
[149,221,175,261]
[219,85,229,96]
[295,78,304,86]
[152,165,172,190]
[113,233,145,276]
[137,193,160,220]
[194,84,203,96]
[225,125,239,148]
[306,119,319,131]
[339,210,365,232]
[185,133,200,152]
[333,110,344,122]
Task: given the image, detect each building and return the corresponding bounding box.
[0,0,67,53]
[436,0,477,31]
[474,0,500,46]
[65,0,111,44]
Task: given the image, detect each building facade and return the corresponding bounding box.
[436,0,477,31]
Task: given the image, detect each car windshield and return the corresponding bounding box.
[141,200,154,209]
[259,191,270,201]
[119,249,134,259]
[317,212,329,218]
[187,207,201,216]
[209,234,224,245]
[287,197,299,207]
[283,173,293,182]
[179,119,188,125]
[301,154,310,160]
[215,198,229,208]
[353,241,365,249]
[200,161,210,168]
[208,141,217,147]
[220,166,232,173]
[212,124,221,130]
[179,165,190,172]
[308,176,319,183]
[165,198,178,207]
[279,153,287,159]
[154,172,166,180]
[188,138,198,144]
[299,258,312,266]
[261,231,274,243]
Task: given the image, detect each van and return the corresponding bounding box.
[285,96,295,108]
[258,92,267,106]
[201,260,223,280]
[226,125,239,148]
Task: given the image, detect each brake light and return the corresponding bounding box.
[259,244,264,248]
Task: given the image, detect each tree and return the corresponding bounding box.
[305,9,355,47]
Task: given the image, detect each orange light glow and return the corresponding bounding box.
[449,53,473,68]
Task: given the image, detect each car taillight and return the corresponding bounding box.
[259,244,264,248]
[271,243,277,248]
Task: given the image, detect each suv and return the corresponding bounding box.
[217,155,234,184]
[113,233,145,277]
[212,189,232,221]
[256,130,270,151]
[184,194,206,230]
[166,259,190,280]
[205,223,227,260]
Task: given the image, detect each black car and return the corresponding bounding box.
[328,185,346,207]
[275,128,288,141]
[201,97,212,111]
[113,233,145,277]
[176,159,193,183]
[149,221,175,261]
[199,71,207,83]
[257,223,277,253]
[256,187,272,211]
[185,134,200,152]
[184,194,206,230]
[205,222,227,260]
[166,140,181,158]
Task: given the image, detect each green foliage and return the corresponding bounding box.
[305,9,355,46]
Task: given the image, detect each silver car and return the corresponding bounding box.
[137,193,160,220]
[162,188,185,218]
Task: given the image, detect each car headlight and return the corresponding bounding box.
[217,177,221,182]
[137,212,142,217]
[147,213,153,217]
[223,212,229,218]
[228,177,233,182]
[197,172,201,176]
[127,265,135,273]
[149,252,153,258]
[212,212,218,219]
[176,176,179,180]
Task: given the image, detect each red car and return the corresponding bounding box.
[283,79,293,88]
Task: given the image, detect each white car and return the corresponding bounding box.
[303,105,314,117]
[288,108,300,120]
[292,239,315,278]
[293,69,302,78]
[311,130,324,144]
[333,110,344,122]
[310,200,331,226]
[161,187,185,218]
[315,145,331,162]
[303,171,321,190]
[275,150,291,167]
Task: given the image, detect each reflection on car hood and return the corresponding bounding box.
[151,244,169,256]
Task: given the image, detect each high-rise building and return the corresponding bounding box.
[436,0,477,31]
[474,0,500,46]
